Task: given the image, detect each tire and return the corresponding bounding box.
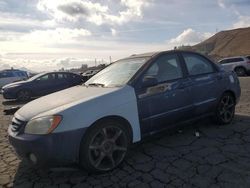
[17,90,31,101]
[234,67,246,77]
[214,92,235,125]
[80,119,130,173]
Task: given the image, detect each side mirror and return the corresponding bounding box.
[142,76,158,87]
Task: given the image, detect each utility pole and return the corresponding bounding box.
[109,56,112,64]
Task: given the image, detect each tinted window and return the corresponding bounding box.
[57,73,67,79]
[183,53,214,76]
[145,53,183,82]
[246,56,250,60]
[71,74,78,79]
[220,58,244,64]
[0,72,15,78]
[36,74,56,81]
[15,71,26,77]
[219,59,228,64]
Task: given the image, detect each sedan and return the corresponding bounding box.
[8,50,240,173]
[2,72,83,101]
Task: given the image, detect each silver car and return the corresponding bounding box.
[218,56,250,76]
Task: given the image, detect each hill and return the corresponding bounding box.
[192,27,250,60]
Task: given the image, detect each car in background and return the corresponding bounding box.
[8,50,240,172]
[0,69,28,88]
[1,71,83,101]
[81,69,100,82]
[218,56,250,76]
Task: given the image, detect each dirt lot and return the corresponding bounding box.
[0,77,250,188]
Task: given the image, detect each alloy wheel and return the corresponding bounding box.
[17,90,31,101]
[88,126,128,171]
[235,67,246,76]
[218,95,235,123]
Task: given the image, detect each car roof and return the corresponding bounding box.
[219,56,247,61]
[121,50,197,60]
[0,69,26,72]
[40,71,77,74]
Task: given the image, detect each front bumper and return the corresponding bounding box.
[2,89,16,99]
[8,127,87,167]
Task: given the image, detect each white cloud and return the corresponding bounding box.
[233,15,250,29]
[111,28,117,36]
[21,28,91,44]
[169,28,213,46]
[218,0,226,9]
[0,57,102,72]
[37,0,151,25]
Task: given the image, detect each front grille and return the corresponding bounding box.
[11,117,26,133]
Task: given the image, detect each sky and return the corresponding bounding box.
[0,0,250,71]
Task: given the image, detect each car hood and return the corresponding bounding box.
[15,85,120,121]
[3,80,28,89]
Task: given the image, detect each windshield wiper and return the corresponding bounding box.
[87,83,105,87]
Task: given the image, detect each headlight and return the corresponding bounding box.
[24,115,62,135]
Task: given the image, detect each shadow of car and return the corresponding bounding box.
[1,71,83,101]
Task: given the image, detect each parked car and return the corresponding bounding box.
[8,50,240,172]
[0,69,28,88]
[1,71,83,101]
[218,56,250,76]
[81,69,100,82]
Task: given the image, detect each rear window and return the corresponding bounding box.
[220,58,244,64]
[246,56,250,60]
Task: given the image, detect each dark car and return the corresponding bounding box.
[81,69,100,82]
[8,50,240,172]
[1,71,83,101]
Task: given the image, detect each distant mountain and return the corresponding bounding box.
[192,27,250,61]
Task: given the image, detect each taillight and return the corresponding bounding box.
[247,60,250,64]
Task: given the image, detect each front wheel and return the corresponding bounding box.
[214,93,235,125]
[17,90,31,101]
[80,120,130,173]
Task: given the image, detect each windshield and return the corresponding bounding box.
[28,72,46,81]
[85,57,149,87]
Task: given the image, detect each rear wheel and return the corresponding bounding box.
[17,90,31,101]
[80,119,130,173]
[234,67,246,76]
[214,93,235,125]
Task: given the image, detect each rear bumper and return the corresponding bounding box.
[8,127,87,167]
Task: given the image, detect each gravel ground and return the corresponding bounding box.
[0,77,250,188]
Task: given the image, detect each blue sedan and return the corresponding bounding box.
[8,50,240,172]
[2,72,83,101]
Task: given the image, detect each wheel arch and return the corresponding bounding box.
[234,66,246,72]
[78,115,133,165]
[81,115,133,145]
[222,90,236,103]
[16,88,33,98]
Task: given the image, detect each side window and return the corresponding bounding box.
[1,72,15,78]
[183,53,214,76]
[145,53,183,82]
[57,73,66,79]
[36,74,49,81]
[36,74,56,81]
